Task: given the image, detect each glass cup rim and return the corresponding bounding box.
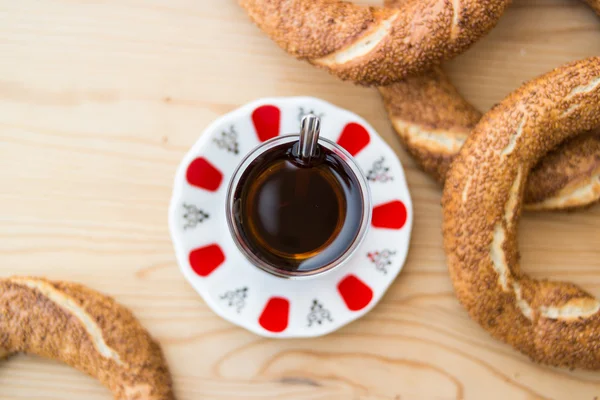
[225,134,372,279]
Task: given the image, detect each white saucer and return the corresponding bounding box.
[169,97,413,338]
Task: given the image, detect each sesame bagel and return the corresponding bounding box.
[442,57,600,369]
[0,277,175,400]
[238,0,511,85]
[380,0,600,210]
[380,68,600,210]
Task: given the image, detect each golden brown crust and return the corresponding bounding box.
[380,68,600,210]
[526,132,600,208]
[0,277,175,400]
[442,57,600,369]
[238,0,511,85]
[380,0,600,210]
[379,67,476,182]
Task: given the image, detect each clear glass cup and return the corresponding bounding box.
[226,123,371,279]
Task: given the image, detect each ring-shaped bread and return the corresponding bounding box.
[0,277,175,400]
[239,0,511,85]
[380,0,600,210]
[442,57,600,369]
[380,68,600,210]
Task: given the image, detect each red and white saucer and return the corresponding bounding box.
[169,97,413,338]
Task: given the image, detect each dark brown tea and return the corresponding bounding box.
[232,142,364,274]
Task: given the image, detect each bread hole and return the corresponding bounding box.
[518,208,600,300]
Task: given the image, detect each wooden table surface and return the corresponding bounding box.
[1,0,600,399]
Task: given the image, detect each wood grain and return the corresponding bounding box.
[0,0,599,399]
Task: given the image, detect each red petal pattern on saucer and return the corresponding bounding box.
[337,122,370,156]
[186,157,223,192]
[372,200,408,230]
[338,275,373,311]
[172,98,413,338]
[252,105,281,142]
[189,244,225,277]
[259,297,290,333]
